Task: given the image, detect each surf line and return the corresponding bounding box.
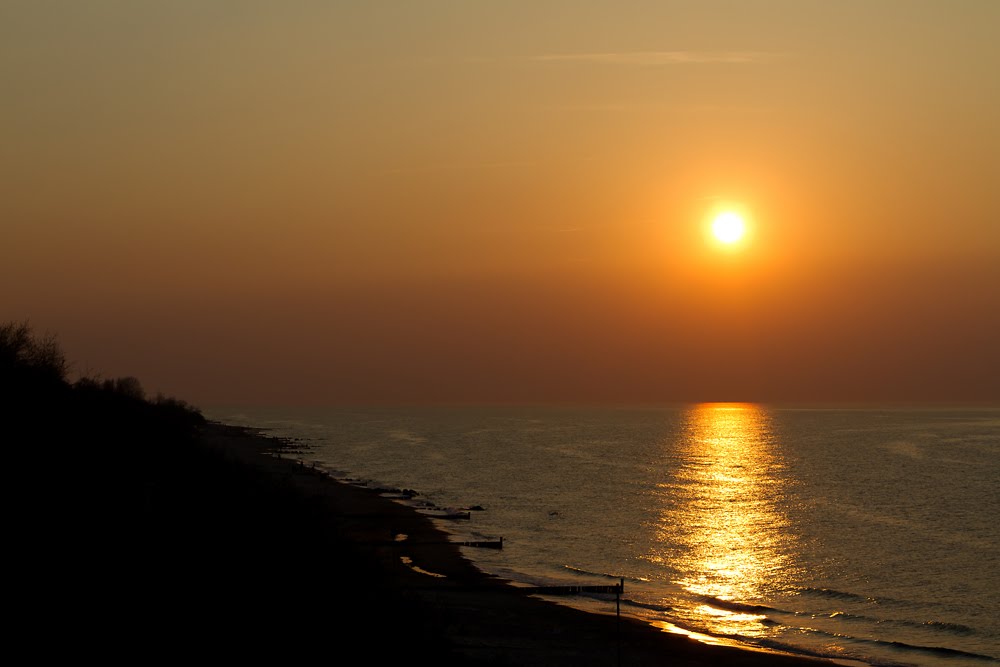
[399,556,446,578]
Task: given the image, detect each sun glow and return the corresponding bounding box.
[712,212,745,244]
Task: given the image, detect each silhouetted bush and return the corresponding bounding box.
[0,320,68,391]
[82,374,146,401]
[113,375,145,400]
[154,392,204,425]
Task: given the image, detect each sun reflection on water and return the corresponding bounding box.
[651,402,795,638]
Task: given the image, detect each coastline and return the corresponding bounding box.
[195,419,838,665]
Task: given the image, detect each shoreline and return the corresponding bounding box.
[198,419,838,665]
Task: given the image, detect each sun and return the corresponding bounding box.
[712,212,745,244]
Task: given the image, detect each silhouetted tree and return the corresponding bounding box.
[0,320,68,387]
[3,320,203,426]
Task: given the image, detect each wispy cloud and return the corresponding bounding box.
[532,51,780,65]
[537,225,587,233]
[381,160,534,175]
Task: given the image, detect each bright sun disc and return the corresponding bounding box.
[712,212,745,244]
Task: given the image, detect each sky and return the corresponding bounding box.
[3,1,999,406]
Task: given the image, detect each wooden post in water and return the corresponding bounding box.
[617,577,623,667]
[617,577,622,617]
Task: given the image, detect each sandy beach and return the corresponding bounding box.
[182,420,838,666]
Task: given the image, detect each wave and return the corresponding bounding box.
[793,625,998,664]
[825,609,976,636]
[874,640,996,662]
[621,598,674,614]
[694,594,777,614]
[848,636,996,663]
[796,586,888,604]
[922,619,977,635]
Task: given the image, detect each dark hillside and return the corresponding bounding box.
[3,322,440,661]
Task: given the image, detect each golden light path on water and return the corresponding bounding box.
[649,403,796,638]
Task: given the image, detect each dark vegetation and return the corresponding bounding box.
[4,321,438,660]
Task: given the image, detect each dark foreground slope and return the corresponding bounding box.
[4,323,832,664]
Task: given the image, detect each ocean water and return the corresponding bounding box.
[206,404,1000,667]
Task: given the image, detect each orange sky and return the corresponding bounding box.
[3,2,999,406]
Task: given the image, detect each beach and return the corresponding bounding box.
[182,420,836,665]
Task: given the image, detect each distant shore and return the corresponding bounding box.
[195,420,837,665]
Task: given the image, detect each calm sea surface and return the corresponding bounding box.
[206,405,1000,667]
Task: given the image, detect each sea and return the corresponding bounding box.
[205,404,999,667]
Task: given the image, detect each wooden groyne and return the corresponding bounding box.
[519,580,623,596]
[455,538,503,550]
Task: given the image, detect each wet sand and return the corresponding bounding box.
[192,420,837,666]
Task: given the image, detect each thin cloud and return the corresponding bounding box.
[537,226,586,233]
[532,51,780,65]
[382,160,534,175]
